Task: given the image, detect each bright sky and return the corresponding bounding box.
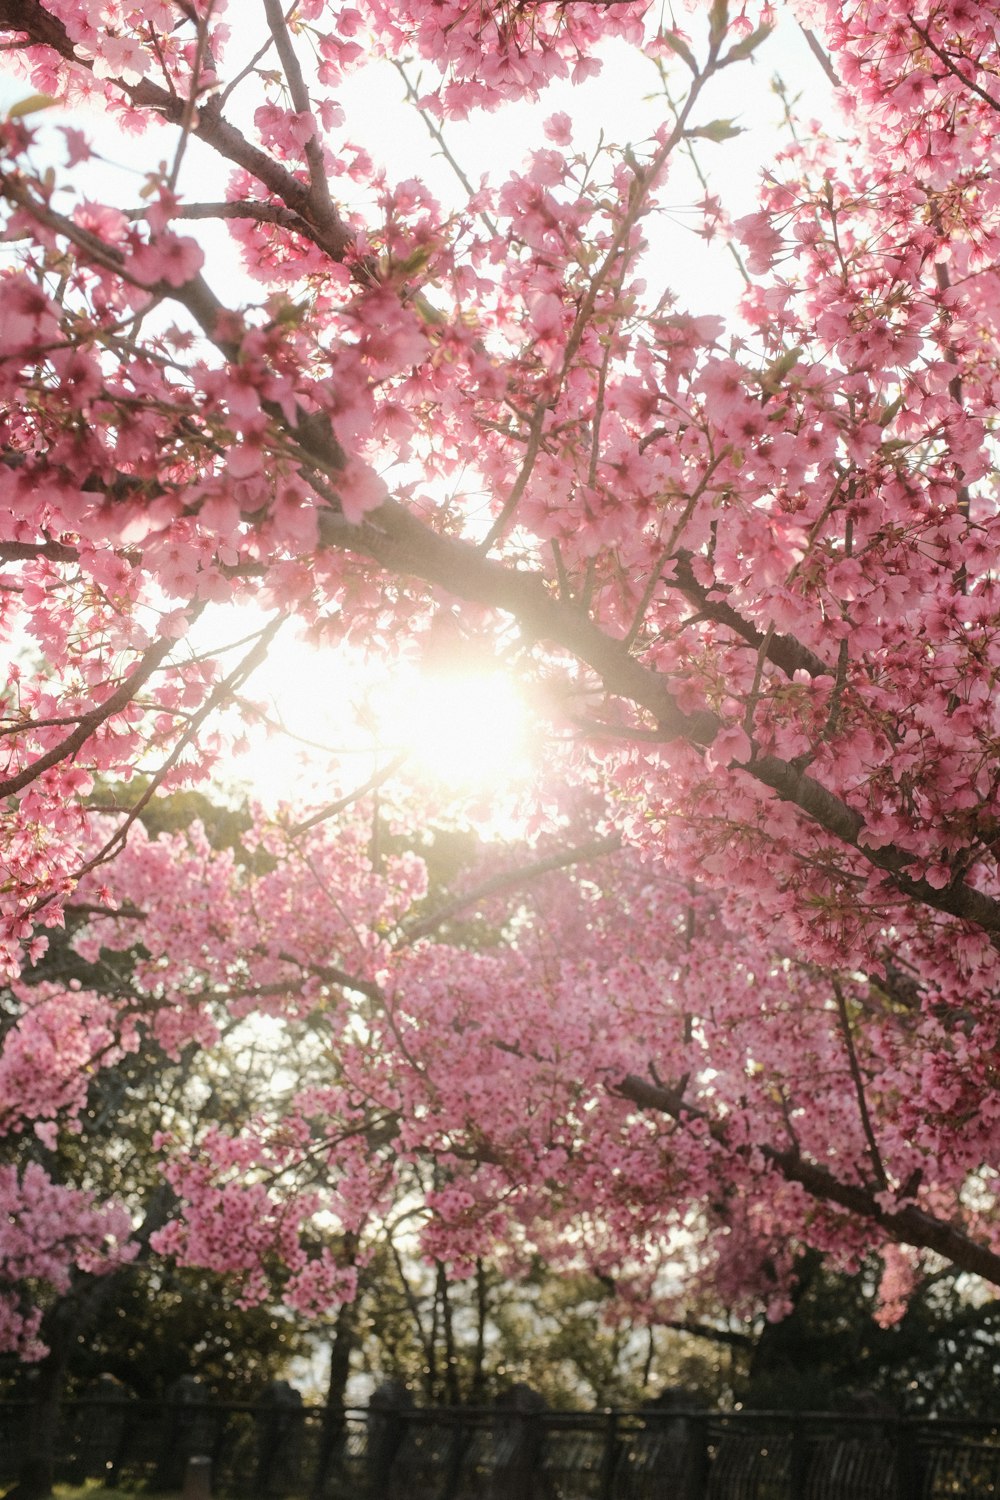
[208,617,538,824]
[1,12,838,821]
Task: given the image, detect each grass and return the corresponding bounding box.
[53,1488,176,1499]
[0,1486,177,1499]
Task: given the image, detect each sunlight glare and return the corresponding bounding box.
[377,667,532,791]
[209,608,536,813]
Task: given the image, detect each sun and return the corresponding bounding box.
[210,611,535,813]
[376,665,532,790]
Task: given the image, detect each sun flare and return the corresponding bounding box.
[217,615,535,813]
[377,667,532,790]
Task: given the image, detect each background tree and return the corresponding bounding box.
[736,1254,1000,1417]
[345,1242,730,1409]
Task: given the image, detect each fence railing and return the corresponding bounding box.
[3,1390,1000,1498]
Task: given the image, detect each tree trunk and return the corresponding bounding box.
[310,1272,360,1500]
[8,1313,73,1500]
[469,1260,488,1404]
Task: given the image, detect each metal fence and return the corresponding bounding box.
[3,1393,1000,1498]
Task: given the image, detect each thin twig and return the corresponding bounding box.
[287,752,408,837]
[393,60,499,236]
[167,0,216,193]
[217,31,275,110]
[480,53,719,554]
[833,978,889,1190]
[479,400,550,553]
[75,612,281,878]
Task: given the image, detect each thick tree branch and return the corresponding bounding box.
[749,754,1000,934]
[617,1073,1000,1287]
[0,0,353,259]
[669,551,833,680]
[319,502,720,744]
[659,1319,756,1351]
[312,502,1000,938]
[0,537,78,565]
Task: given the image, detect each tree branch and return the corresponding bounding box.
[799,25,841,89]
[668,551,833,680]
[0,0,353,259]
[0,538,78,565]
[909,17,1000,114]
[833,978,888,1190]
[260,0,340,237]
[401,834,621,942]
[0,634,176,800]
[312,501,1000,939]
[288,753,409,838]
[617,1072,1000,1287]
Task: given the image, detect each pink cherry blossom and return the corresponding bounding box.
[0,0,1000,1348]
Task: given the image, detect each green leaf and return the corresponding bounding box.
[7,92,60,120]
[722,24,774,64]
[410,291,447,327]
[708,0,729,48]
[687,119,744,143]
[660,30,698,73]
[394,244,435,280]
[758,346,803,397]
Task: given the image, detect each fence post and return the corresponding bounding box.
[310,1400,349,1500]
[254,1379,304,1498]
[640,1389,710,1500]
[790,1420,809,1500]
[181,1454,212,1500]
[598,1409,618,1500]
[155,1376,208,1492]
[441,1408,467,1500]
[896,1416,923,1500]
[687,1414,711,1500]
[366,1379,413,1497]
[491,1383,547,1500]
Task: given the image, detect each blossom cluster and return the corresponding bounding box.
[2,0,1000,1347]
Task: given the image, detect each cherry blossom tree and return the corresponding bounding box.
[2,0,1000,1396]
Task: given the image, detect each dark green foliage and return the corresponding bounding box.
[89,780,271,871]
[739,1254,1000,1415]
[61,1265,307,1401]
